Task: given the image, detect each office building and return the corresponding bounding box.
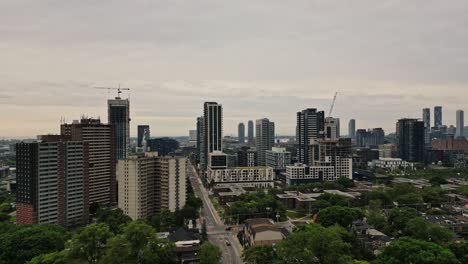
[189,129,197,141]
[256,118,275,166]
[208,151,228,170]
[238,123,246,144]
[265,147,291,171]
[61,118,116,205]
[16,136,89,227]
[137,125,150,151]
[117,153,187,220]
[238,147,258,167]
[248,120,254,145]
[434,106,443,128]
[296,108,325,164]
[396,118,425,162]
[147,137,179,156]
[325,117,340,139]
[356,128,385,148]
[203,102,223,170]
[108,96,130,160]
[456,110,464,138]
[196,116,205,167]
[348,119,356,139]
[423,108,431,129]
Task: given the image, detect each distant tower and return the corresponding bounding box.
[108,96,130,160]
[296,108,325,164]
[434,106,442,128]
[325,117,340,139]
[396,118,425,162]
[456,110,465,138]
[256,118,275,166]
[238,123,245,143]
[203,102,223,170]
[348,119,356,139]
[248,120,254,145]
[423,108,431,129]
[137,125,150,149]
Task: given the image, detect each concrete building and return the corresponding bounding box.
[16,136,89,227]
[434,106,443,128]
[378,144,397,158]
[396,118,425,163]
[348,119,356,140]
[370,158,414,171]
[432,137,468,154]
[325,117,340,139]
[203,102,223,171]
[248,120,255,145]
[189,129,197,141]
[117,153,187,220]
[241,219,285,247]
[356,128,385,148]
[61,118,116,206]
[196,116,204,167]
[456,110,464,138]
[238,123,246,144]
[238,147,257,167]
[208,151,228,170]
[108,96,130,160]
[256,118,275,166]
[265,147,291,171]
[423,108,431,146]
[296,108,325,164]
[137,125,150,148]
[207,166,274,188]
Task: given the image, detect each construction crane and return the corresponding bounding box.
[94,84,130,98]
[328,92,338,117]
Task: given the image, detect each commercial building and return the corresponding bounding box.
[434,106,443,128]
[348,119,356,140]
[296,108,325,164]
[196,116,204,167]
[265,147,291,171]
[325,117,340,139]
[108,96,130,160]
[456,110,465,138]
[16,136,89,227]
[207,166,274,188]
[203,102,223,171]
[238,123,245,144]
[61,118,116,206]
[137,125,150,148]
[256,118,275,166]
[238,147,258,167]
[423,108,431,146]
[378,144,397,158]
[117,153,187,220]
[248,120,255,145]
[356,128,385,148]
[396,118,425,162]
[432,137,468,154]
[370,158,414,171]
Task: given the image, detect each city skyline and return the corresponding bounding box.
[1,1,468,137]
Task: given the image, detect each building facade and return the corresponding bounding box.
[396,118,425,162]
[61,118,116,206]
[16,136,89,227]
[238,123,245,144]
[265,147,291,171]
[248,120,255,145]
[238,147,258,167]
[256,118,275,166]
[108,97,130,160]
[207,166,274,188]
[456,110,464,139]
[434,106,443,128]
[196,116,205,167]
[296,108,325,164]
[137,125,150,148]
[325,117,340,139]
[203,102,223,171]
[348,119,356,139]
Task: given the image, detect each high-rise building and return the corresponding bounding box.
[248,120,254,145]
[238,146,258,167]
[16,135,89,227]
[238,123,246,144]
[203,102,223,170]
[265,147,291,171]
[348,119,356,139]
[325,117,340,139]
[396,118,425,162]
[196,116,205,167]
[117,153,187,220]
[456,110,464,138]
[296,108,325,164]
[434,106,443,128]
[61,118,115,206]
[108,96,130,160]
[356,128,385,147]
[256,118,275,166]
[137,125,150,149]
[423,108,431,129]
[189,130,197,141]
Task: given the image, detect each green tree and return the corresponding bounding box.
[150,209,177,232]
[316,206,363,228]
[447,241,468,264]
[405,218,454,244]
[69,223,113,263]
[388,207,419,232]
[337,177,354,188]
[275,224,352,264]
[375,237,460,264]
[242,246,276,264]
[96,208,131,234]
[0,224,68,264]
[457,185,468,196]
[199,242,222,264]
[99,235,132,264]
[27,251,72,264]
[429,175,448,186]
[122,221,156,258]
[141,238,177,264]
[421,187,448,206]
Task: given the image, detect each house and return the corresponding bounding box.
[167,228,201,264]
[241,218,285,247]
[351,220,392,256]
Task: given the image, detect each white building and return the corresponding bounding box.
[370,158,414,171]
[325,117,340,140]
[207,166,274,188]
[265,147,291,170]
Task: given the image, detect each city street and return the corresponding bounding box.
[187,163,243,264]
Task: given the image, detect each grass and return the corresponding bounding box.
[286,210,307,220]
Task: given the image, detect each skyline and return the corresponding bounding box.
[2,0,468,137]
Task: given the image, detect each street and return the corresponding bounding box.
[187,163,243,264]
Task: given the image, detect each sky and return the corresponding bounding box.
[1,0,468,138]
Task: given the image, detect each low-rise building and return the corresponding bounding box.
[369,158,414,171]
[241,218,285,247]
[207,166,274,188]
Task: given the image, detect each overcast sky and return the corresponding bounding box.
[1,0,467,138]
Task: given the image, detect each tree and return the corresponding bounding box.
[122,221,156,258]
[68,223,113,264]
[27,251,71,264]
[96,208,131,234]
[337,177,354,188]
[447,241,468,264]
[0,224,68,264]
[421,187,448,206]
[199,242,222,264]
[275,224,352,264]
[429,175,448,186]
[388,207,419,232]
[141,238,177,264]
[316,206,363,228]
[150,209,177,232]
[100,235,132,264]
[242,246,276,264]
[405,218,454,244]
[375,238,460,264]
[457,185,468,196]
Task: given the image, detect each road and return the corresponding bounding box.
[187,163,243,264]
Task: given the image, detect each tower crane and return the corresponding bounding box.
[328,92,338,117]
[94,84,130,98]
